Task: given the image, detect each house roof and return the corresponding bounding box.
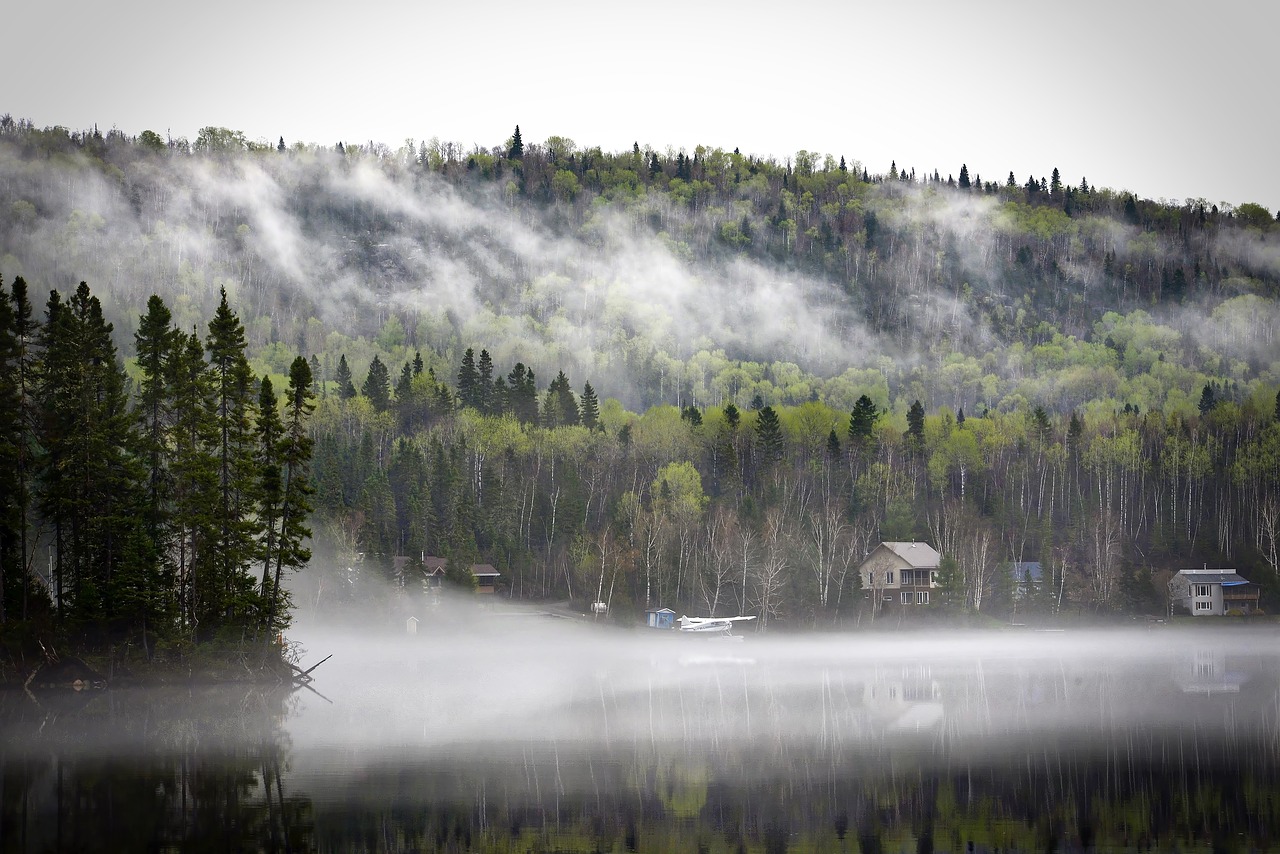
[470,564,501,578]
[646,607,675,615]
[879,542,941,569]
[1011,562,1044,583]
[422,556,447,570]
[1175,569,1252,586]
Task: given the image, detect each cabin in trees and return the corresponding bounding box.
[859,542,942,606]
[1168,569,1260,616]
[471,564,501,594]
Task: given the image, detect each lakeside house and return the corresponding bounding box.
[1168,568,1261,616]
[858,542,942,606]
[1010,562,1045,600]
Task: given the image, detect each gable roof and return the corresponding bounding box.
[470,564,501,578]
[879,542,941,569]
[422,556,447,571]
[1175,569,1251,586]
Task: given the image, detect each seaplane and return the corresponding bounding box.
[677,615,757,636]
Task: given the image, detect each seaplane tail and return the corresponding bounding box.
[677,615,757,634]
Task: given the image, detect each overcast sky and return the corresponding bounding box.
[6,0,1277,211]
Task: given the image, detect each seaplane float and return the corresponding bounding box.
[676,615,756,638]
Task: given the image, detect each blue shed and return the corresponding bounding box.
[645,608,676,629]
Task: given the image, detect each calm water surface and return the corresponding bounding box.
[4,619,1279,852]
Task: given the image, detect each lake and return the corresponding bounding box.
[4,616,1279,852]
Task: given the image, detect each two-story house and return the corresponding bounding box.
[859,541,942,607]
[1168,568,1260,616]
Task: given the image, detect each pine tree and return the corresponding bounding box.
[169,330,220,634]
[9,277,37,619]
[0,283,18,623]
[508,125,524,160]
[507,363,539,425]
[362,354,391,411]
[264,357,315,636]
[204,288,260,633]
[38,283,151,630]
[134,295,180,560]
[476,349,495,415]
[335,354,357,400]
[1050,167,1062,197]
[958,164,970,189]
[848,395,880,443]
[256,375,284,624]
[580,382,600,431]
[457,348,478,410]
[905,400,926,450]
[755,406,783,464]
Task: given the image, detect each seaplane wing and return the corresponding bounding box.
[677,615,757,633]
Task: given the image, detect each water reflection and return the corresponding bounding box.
[4,623,1280,851]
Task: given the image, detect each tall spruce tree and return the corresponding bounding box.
[9,277,38,619]
[264,356,314,637]
[457,348,478,410]
[335,354,357,400]
[169,330,220,635]
[256,375,284,624]
[362,355,391,411]
[0,283,17,623]
[755,405,784,464]
[204,288,260,633]
[580,382,600,431]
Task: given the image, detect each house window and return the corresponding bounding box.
[1195,584,1211,597]
[1195,600,1212,611]
[900,591,911,604]
[886,571,895,585]
[918,591,930,605]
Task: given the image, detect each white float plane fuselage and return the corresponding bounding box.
[677,615,756,634]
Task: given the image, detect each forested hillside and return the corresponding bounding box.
[2,117,1279,627]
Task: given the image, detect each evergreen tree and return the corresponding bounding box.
[476,349,495,415]
[204,288,260,634]
[265,357,315,636]
[723,403,740,432]
[0,284,17,623]
[905,400,926,449]
[508,125,524,160]
[507,363,539,425]
[457,348,478,410]
[958,164,970,189]
[335,354,357,400]
[255,376,284,622]
[38,283,152,630]
[848,395,880,443]
[134,295,180,560]
[362,354,391,411]
[1050,167,1062,196]
[1198,383,1217,415]
[169,330,220,634]
[9,277,38,620]
[826,429,841,459]
[580,382,600,431]
[755,405,783,464]
[395,362,413,404]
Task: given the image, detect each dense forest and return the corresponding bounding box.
[1,116,1279,631]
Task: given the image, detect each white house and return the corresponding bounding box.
[858,542,942,606]
[1168,569,1260,616]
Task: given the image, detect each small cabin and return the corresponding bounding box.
[470,564,501,594]
[405,616,419,635]
[646,607,676,629]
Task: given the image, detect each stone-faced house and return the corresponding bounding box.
[858,542,943,606]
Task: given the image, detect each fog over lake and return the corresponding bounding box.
[6,613,1280,851]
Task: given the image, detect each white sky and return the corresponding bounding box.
[5,0,1278,211]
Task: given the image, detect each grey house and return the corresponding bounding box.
[1168,569,1260,616]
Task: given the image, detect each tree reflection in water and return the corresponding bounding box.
[4,627,1280,852]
